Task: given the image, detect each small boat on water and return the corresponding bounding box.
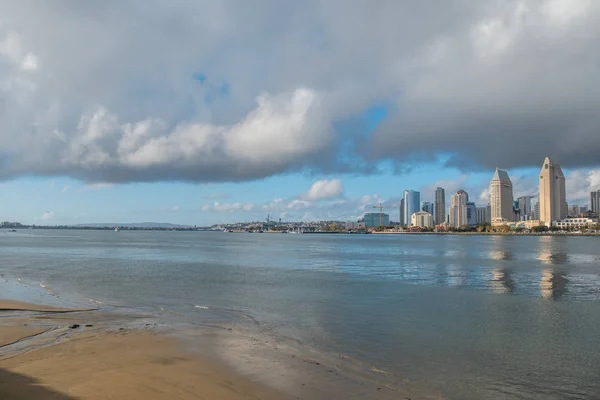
[114,227,119,232]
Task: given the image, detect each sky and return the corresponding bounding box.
[0,0,599,226]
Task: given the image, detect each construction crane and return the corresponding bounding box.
[372,203,392,227]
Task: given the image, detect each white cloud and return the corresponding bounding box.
[84,182,113,191]
[303,179,343,201]
[61,185,70,193]
[41,211,54,221]
[202,202,255,213]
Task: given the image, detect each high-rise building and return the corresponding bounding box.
[513,200,520,222]
[403,190,421,227]
[362,212,389,228]
[434,187,446,226]
[411,211,433,228]
[539,157,567,225]
[421,201,434,216]
[490,168,514,222]
[476,205,491,224]
[466,202,477,226]
[399,198,405,226]
[449,190,468,227]
[517,196,535,220]
[569,205,581,217]
[534,201,540,221]
[591,191,600,214]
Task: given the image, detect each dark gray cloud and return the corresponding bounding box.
[0,0,598,183]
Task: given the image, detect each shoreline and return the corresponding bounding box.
[0,298,285,400]
[0,282,434,400]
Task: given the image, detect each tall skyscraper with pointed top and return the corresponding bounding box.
[490,168,513,222]
[539,157,567,225]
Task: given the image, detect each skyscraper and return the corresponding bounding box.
[434,187,446,226]
[449,190,468,227]
[476,205,491,224]
[403,190,421,227]
[421,201,434,216]
[591,190,600,214]
[399,198,405,226]
[517,196,534,220]
[466,201,477,226]
[490,168,514,222]
[539,157,567,224]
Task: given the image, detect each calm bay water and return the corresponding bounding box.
[1,230,600,399]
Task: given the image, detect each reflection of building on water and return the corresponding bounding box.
[492,269,515,293]
[537,249,568,265]
[488,250,513,261]
[540,270,567,299]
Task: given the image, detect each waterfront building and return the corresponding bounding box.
[411,211,433,228]
[399,198,405,226]
[539,157,567,225]
[361,212,390,228]
[490,168,514,223]
[534,201,540,221]
[422,201,434,216]
[552,218,599,229]
[449,190,468,227]
[403,190,421,227]
[517,196,535,220]
[434,187,446,225]
[466,202,477,226]
[476,205,491,224]
[592,190,600,214]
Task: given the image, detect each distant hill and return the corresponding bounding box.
[74,222,192,228]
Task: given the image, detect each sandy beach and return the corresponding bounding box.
[0,300,283,400]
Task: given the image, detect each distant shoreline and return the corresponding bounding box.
[369,231,600,237]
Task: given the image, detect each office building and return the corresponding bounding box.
[539,157,567,225]
[476,205,491,224]
[399,198,405,226]
[569,205,581,217]
[513,200,520,222]
[411,211,434,228]
[490,168,514,223]
[534,201,540,221]
[466,201,477,226]
[449,190,468,227]
[422,202,434,216]
[517,196,534,220]
[434,187,446,226]
[592,191,600,214]
[362,212,390,228]
[403,190,421,227]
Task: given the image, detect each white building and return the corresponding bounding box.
[449,190,468,227]
[552,218,598,229]
[411,211,433,228]
[490,168,514,223]
[539,157,567,225]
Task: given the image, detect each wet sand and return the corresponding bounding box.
[0,300,283,400]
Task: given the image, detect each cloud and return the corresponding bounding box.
[84,182,113,190]
[41,211,54,221]
[202,202,255,213]
[566,169,600,205]
[303,179,343,201]
[0,1,598,185]
[61,185,70,193]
